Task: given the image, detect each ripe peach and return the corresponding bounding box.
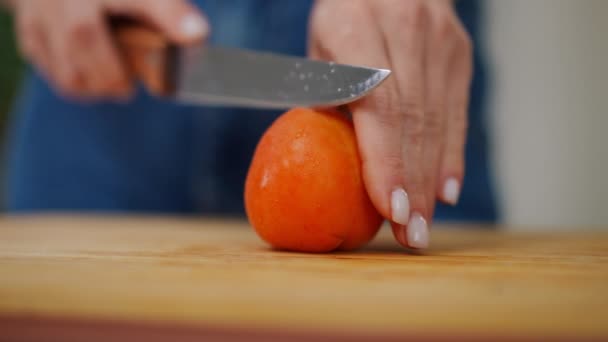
[245,107,383,252]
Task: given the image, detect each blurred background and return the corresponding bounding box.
[0,1,606,228]
[486,0,608,228]
[0,10,21,146]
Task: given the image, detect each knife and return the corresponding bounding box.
[112,20,391,109]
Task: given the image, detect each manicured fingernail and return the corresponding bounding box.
[391,188,410,225]
[181,13,208,39]
[443,177,460,205]
[407,213,429,249]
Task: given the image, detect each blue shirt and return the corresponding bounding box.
[4,0,498,222]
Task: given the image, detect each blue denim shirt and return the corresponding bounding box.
[5,0,498,222]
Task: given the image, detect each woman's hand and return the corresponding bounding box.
[9,0,208,100]
[309,0,473,249]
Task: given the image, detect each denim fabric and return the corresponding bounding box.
[4,0,498,222]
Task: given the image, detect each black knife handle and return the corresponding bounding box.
[110,17,177,96]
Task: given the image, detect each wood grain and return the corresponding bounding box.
[0,215,607,341]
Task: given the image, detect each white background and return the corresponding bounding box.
[485,0,608,228]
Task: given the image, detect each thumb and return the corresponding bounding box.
[106,0,209,44]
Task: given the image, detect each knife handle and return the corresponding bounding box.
[111,18,177,96]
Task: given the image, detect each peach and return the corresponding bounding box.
[245,108,383,252]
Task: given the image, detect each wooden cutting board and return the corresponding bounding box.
[0,214,607,341]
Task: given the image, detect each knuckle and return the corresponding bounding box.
[451,111,469,135]
[380,155,404,174]
[17,16,37,38]
[18,36,37,59]
[424,108,445,138]
[330,3,368,39]
[404,177,426,199]
[363,88,401,125]
[312,2,368,48]
[344,1,369,20]
[146,4,170,20]
[360,151,403,183]
[58,70,81,94]
[87,78,106,93]
[455,28,474,55]
[105,74,128,93]
[399,99,424,120]
[372,89,394,116]
[16,19,38,55]
[378,89,427,145]
[149,1,197,26]
[402,108,425,144]
[435,14,457,43]
[105,72,124,87]
[96,61,122,89]
[405,129,424,148]
[97,71,127,94]
[396,0,428,31]
[68,20,99,47]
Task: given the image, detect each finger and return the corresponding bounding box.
[15,10,52,81]
[41,4,87,98]
[106,0,209,44]
[421,9,457,220]
[439,26,473,205]
[376,0,429,248]
[309,2,405,240]
[62,5,131,99]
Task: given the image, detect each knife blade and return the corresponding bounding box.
[113,20,391,109]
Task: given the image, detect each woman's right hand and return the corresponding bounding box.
[7,0,208,100]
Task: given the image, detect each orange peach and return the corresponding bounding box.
[245,107,383,252]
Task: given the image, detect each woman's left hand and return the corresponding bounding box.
[308,0,473,249]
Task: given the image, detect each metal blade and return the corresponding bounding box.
[174,45,391,109]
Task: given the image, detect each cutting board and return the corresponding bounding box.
[0,215,607,341]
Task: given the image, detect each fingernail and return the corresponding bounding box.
[181,13,208,39]
[391,188,410,225]
[443,177,460,205]
[407,213,429,249]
